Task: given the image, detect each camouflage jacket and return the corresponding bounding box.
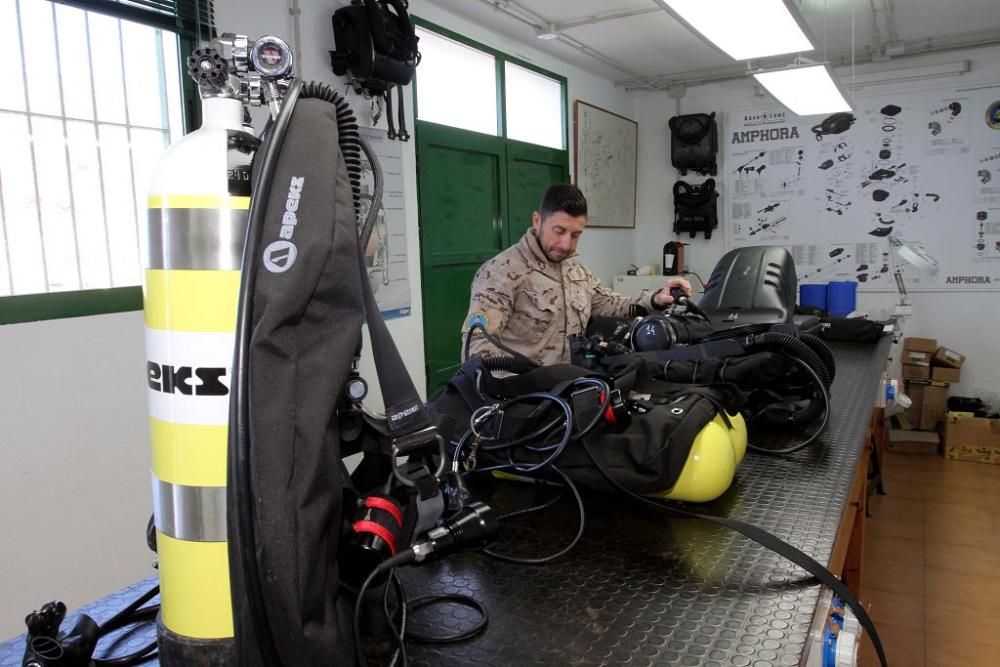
[462,230,661,365]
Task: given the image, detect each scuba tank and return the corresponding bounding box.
[142,36,291,665]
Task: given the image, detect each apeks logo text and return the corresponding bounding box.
[148,361,229,396]
[946,275,992,284]
[731,127,800,144]
[262,176,305,273]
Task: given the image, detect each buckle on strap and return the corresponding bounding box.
[390,425,446,487]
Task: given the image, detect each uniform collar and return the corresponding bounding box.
[520,230,577,271]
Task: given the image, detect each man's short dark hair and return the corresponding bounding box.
[538,183,587,220]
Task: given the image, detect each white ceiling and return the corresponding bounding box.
[426,0,1000,88]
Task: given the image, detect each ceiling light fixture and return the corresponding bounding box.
[656,0,814,60]
[837,60,971,90]
[535,23,559,40]
[752,62,852,116]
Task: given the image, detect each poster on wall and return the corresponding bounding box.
[723,81,1000,291]
[574,100,638,228]
[360,127,411,318]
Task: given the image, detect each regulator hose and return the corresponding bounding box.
[746,331,832,388]
[479,354,538,375]
[296,82,383,249]
[744,331,831,429]
[800,332,836,384]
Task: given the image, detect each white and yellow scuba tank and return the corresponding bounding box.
[142,34,292,664]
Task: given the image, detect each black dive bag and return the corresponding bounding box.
[227,80,439,666]
[430,357,739,496]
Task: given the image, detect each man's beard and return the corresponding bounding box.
[536,230,567,263]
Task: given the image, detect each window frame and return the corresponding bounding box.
[0,0,201,325]
[411,17,569,151]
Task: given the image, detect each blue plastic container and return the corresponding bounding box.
[799,284,828,311]
[826,281,858,316]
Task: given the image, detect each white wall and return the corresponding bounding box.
[0,0,633,639]
[632,45,1000,397]
[0,312,151,638]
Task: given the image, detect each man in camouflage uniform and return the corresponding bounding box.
[462,183,692,366]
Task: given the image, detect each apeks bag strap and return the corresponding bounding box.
[354,233,433,440]
[578,439,888,667]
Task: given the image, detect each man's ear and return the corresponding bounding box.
[531,211,542,232]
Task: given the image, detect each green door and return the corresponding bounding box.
[417,122,507,392]
[506,140,570,246]
[417,125,568,394]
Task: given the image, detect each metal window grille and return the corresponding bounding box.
[0,0,185,297]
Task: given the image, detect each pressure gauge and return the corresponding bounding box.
[345,376,368,402]
[250,36,293,79]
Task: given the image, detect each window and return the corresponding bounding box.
[413,23,566,149]
[0,0,208,323]
[414,27,498,136]
[505,62,563,149]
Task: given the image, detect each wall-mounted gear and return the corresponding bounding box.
[668,112,718,176]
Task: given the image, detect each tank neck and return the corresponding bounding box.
[200,97,244,131]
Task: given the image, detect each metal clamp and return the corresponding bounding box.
[391,426,446,487]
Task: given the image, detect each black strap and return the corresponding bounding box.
[396,85,409,141]
[579,438,888,667]
[354,235,431,436]
[384,91,396,140]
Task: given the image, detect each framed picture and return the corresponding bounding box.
[573,100,638,228]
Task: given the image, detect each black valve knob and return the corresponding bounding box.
[187,47,228,89]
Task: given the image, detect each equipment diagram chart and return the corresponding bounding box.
[360,127,412,318]
[574,100,638,228]
[724,81,1000,291]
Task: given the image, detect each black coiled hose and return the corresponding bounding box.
[479,354,538,375]
[800,332,836,383]
[744,331,831,428]
[747,331,832,388]
[300,81,362,216]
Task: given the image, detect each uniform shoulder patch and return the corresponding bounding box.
[467,313,489,330]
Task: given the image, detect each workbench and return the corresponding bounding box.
[0,337,891,667]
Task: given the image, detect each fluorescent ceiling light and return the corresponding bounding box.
[836,61,970,89]
[660,0,814,60]
[753,64,852,116]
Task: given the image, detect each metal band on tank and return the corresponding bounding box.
[152,476,227,542]
[147,208,250,270]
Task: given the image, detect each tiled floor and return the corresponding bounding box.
[859,450,1000,667]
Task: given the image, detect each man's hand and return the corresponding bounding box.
[652,277,693,307]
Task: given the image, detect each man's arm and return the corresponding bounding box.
[461,261,516,360]
[591,275,694,318]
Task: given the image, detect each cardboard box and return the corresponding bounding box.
[903,350,932,366]
[932,346,965,369]
[903,382,949,430]
[944,412,1000,464]
[920,385,949,430]
[902,365,930,380]
[931,366,961,383]
[888,429,939,454]
[903,337,938,353]
[905,383,924,426]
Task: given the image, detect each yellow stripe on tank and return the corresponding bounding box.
[157,532,234,639]
[144,269,241,332]
[151,418,228,487]
[148,195,251,210]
